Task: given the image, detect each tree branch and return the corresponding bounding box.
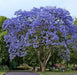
[36,50,43,65]
[45,51,51,66]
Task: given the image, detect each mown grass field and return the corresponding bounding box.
[0,72,5,75]
[38,71,77,75]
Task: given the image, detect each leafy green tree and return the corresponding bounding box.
[74,18,77,26]
[0,16,9,65]
[0,16,7,32]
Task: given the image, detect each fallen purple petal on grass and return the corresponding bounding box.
[5,72,40,75]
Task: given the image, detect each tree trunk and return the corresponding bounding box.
[41,66,45,72]
[36,47,52,72]
[40,63,46,72]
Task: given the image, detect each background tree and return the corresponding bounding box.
[0,16,9,65]
[0,16,7,32]
[2,7,77,72]
[74,18,77,26]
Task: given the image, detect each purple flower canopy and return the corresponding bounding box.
[2,6,77,61]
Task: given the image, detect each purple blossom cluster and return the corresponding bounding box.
[2,6,77,61]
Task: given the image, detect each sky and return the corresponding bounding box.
[0,0,77,18]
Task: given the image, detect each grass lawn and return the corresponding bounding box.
[0,72,5,75]
[38,71,77,75]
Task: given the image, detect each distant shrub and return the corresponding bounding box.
[0,65,9,72]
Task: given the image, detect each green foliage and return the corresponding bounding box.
[0,16,9,65]
[9,61,17,69]
[23,46,39,67]
[69,50,77,64]
[17,63,32,70]
[74,18,77,26]
[0,65,9,72]
[0,16,7,32]
[13,56,23,66]
[48,49,63,67]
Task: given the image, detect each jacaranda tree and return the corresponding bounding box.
[2,6,77,71]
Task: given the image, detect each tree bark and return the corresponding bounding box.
[36,47,52,72]
[45,52,51,66]
[41,65,45,72]
[39,51,51,72]
[37,50,46,72]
